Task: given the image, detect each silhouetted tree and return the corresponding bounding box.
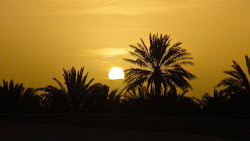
[218,55,250,95]
[88,83,109,104]
[199,88,228,114]
[39,67,94,112]
[88,83,123,112]
[124,85,152,104]
[20,88,41,113]
[217,55,250,116]
[123,33,196,98]
[39,78,71,112]
[0,79,41,112]
[107,89,123,104]
[0,86,8,112]
[123,85,199,114]
[63,67,94,111]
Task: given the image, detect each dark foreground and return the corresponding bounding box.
[1,114,250,141]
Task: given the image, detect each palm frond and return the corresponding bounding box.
[52,78,65,92]
[218,55,250,95]
[245,55,250,76]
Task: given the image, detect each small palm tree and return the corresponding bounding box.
[107,89,123,104]
[1,79,24,112]
[124,85,151,103]
[20,88,41,112]
[39,67,94,111]
[123,33,196,97]
[217,55,250,115]
[88,83,122,105]
[39,78,70,112]
[88,83,110,106]
[87,83,123,112]
[63,67,94,110]
[199,88,227,113]
[218,55,250,95]
[0,79,41,112]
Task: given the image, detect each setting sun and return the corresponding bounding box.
[108,67,124,80]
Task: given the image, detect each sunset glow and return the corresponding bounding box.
[1,1,250,137]
[0,0,249,97]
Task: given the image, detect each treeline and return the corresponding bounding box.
[1,33,249,117]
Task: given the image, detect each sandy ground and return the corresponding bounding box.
[0,121,243,141]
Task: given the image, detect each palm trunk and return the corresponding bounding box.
[154,66,162,97]
[153,79,161,109]
[155,80,161,97]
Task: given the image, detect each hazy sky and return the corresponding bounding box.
[0,0,249,97]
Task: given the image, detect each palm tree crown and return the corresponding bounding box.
[39,67,94,111]
[123,33,196,96]
[218,55,250,95]
[1,80,40,112]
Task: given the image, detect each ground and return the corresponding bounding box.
[1,114,249,141]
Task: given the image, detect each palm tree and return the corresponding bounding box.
[123,33,196,97]
[87,83,123,112]
[63,67,94,110]
[39,78,70,112]
[218,55,250,95]
[124,85,151,104]
[39,67,94,112]
[198,88,227,114]
[1,79,24,112]
[217,55,250,115]
[19,87,41,112]
[107,89,123,104]
[0,79,41,112]
[123,85,199,114]
[88,83,110,106]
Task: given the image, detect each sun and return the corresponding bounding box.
[108,67,124,80]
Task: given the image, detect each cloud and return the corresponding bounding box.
[1,0,209,15]
[98,48,128,57]
[81,47,128,57]
[46,0,207,15]
[74,28,151,33]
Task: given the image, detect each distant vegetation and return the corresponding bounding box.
[1,33,249,117]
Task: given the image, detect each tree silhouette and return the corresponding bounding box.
[217,55,250,115]
[124,85,152,104]
[0,79,23,112]
[39,67,94,112]
[88,83,123,112]
[123,85,199,114]
[39,78,71,112]
[0,86,8,112]
[123,33,196,97]
[0,79,41,112]
[198,88,228,115]
[218,55,250,95]
[63,67,94,110]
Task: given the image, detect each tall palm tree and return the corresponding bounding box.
[123,33,196,96]
[218,55,250,95]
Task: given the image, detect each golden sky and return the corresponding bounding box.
[0,0,249,97]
